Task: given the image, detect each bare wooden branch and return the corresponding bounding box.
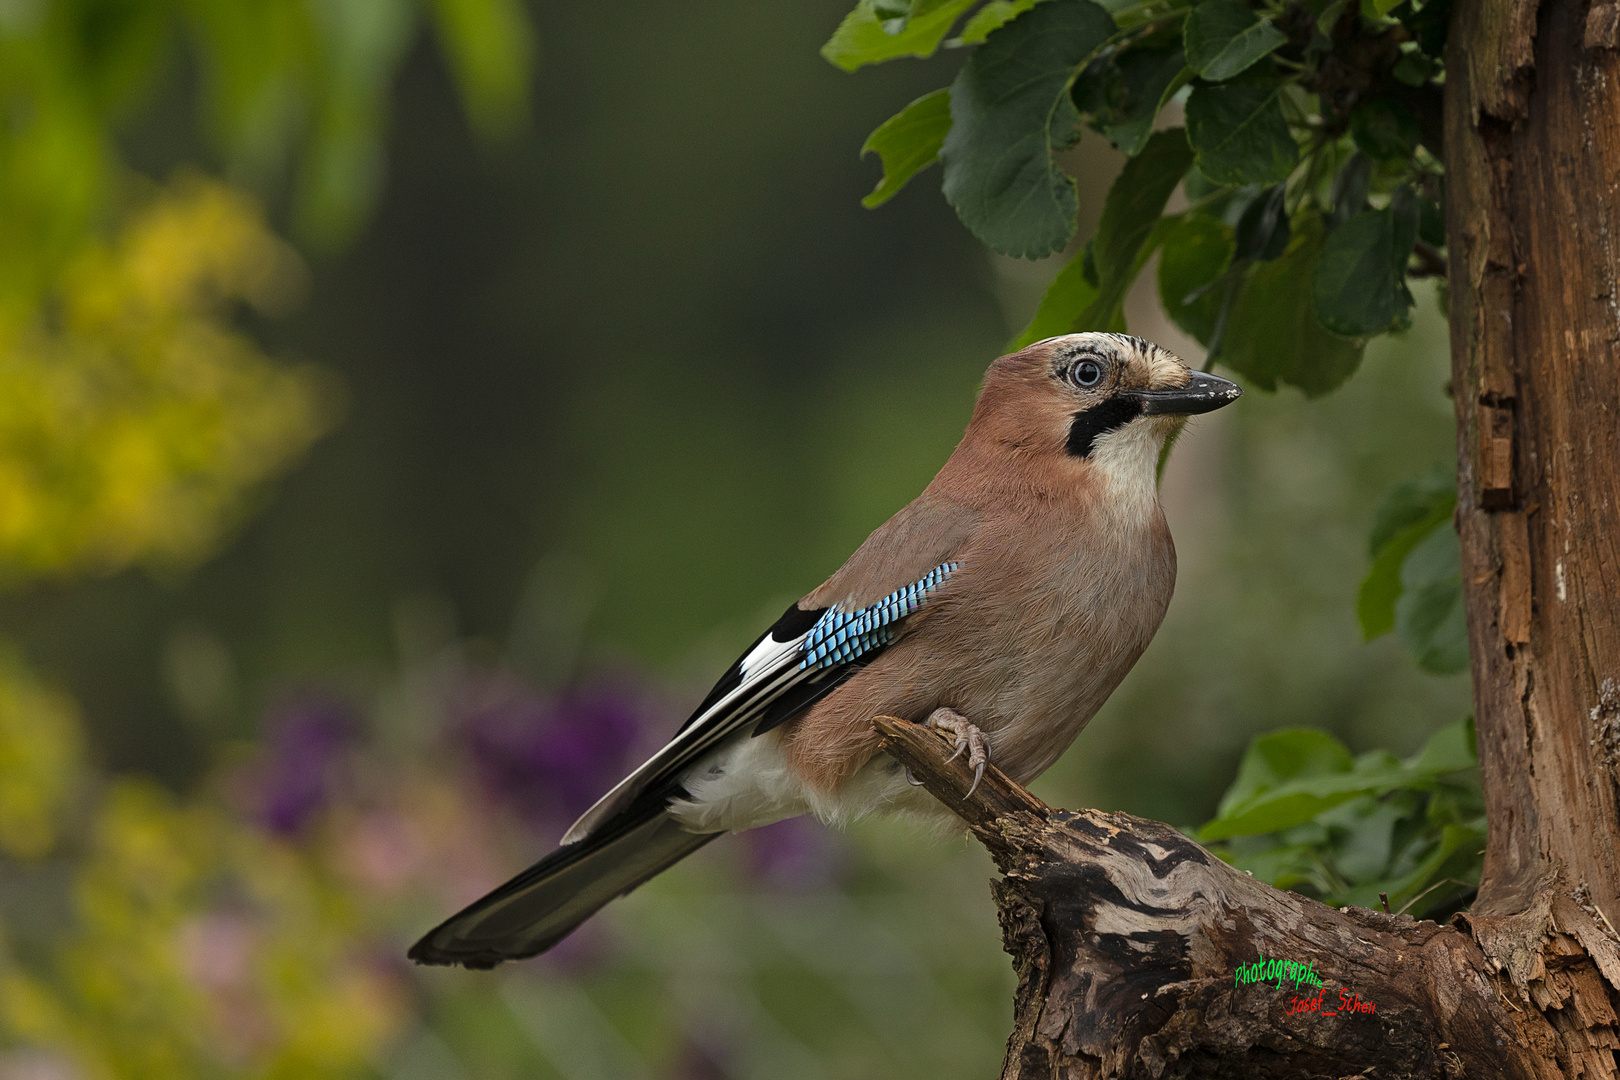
[871,715,1048,833]
[873,715,1613,1079]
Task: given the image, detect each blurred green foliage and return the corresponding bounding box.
[0,0,532,293]
[0,0,534,1075]
[0,0,1482,1076]
[0,179,331,582]
[1,778,403,1078]
[0,650,83,859]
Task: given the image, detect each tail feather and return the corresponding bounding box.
[409,805,721,969]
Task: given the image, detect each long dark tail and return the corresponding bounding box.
[408,801,721,969]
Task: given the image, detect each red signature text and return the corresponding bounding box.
[1285,986,1377,1016]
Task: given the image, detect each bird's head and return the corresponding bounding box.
[970,333,1240,483]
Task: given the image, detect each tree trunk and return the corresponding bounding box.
[1447,0,1620,916]
[1443,0,1620,1065]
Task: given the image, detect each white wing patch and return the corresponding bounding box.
[559,562,959,845]
[560,629,810,843]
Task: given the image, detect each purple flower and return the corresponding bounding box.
[458,676,650,832]
[740,816,842,891]
[668,1037,730,1080]
[255,694,357,835]
[534,915,611,974]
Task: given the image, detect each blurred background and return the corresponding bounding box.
[0,1,1467,1077]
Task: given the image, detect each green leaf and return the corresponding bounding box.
[1215,728,1354,818]
[1359,531,1423,638]
[1313,190,1419,335]
[1383,822,1484,915]
[430,0,535,138]
[1094,49,1191,156]
[1350,98,1421,162]
[1315,0,1350,37]
[1204,729,1397,840]
[1182,165,1228,204]
[1157,213,1233,343]
[1358,469,1455,640]
[1399,0,1451,59]
[1393,50,1436,86]
[1219,841,1321,891]
[955,0,1045,44]
[1219,215,1365,396]
[1048,85,1085,151]
[1232,183,1289,261]
[1201,778,1379,841]
[860,89,953,208]
[1407,717,1478,776]
[1184,0,1287,81]
[822,0,979,72]
[1081,240,1100,286]
[940,0,1118,258]
[1330,799,1406,882]
[1329,152,1372,227]
[874,0,960,19]
[1368,465,1455,558]
[1092,130,1193,286]
[1396,524,1468,674]
[1202,721,1479,842]
[1185,80,1299,185]
[1012,252,1102,348]
[1063,128,1192,328]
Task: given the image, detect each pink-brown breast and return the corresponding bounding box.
[780,472,1176,793]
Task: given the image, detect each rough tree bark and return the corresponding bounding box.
[879,708,1617,1077]
[869,5,1620,1074]
[1445,0,1620,1068]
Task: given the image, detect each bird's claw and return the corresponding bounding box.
[904,766,926,787]
[924,707,991,799]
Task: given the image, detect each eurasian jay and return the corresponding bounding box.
[410,332,1241,968]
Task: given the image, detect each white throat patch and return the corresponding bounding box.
[1088,416,1168,517]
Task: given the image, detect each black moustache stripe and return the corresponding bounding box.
[1065,397,1144,458]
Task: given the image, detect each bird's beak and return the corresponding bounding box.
[1124,371,1243,416]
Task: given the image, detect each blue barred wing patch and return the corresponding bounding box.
[799,562,958,670]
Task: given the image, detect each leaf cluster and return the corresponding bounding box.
[831,0,1450,397]
[1200,719,1483,919]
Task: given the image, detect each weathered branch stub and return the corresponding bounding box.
[872,716,1569,1080]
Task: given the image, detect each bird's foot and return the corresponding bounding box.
[925,707,990,798]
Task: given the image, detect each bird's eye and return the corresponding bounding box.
[1071,359,1104,387]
